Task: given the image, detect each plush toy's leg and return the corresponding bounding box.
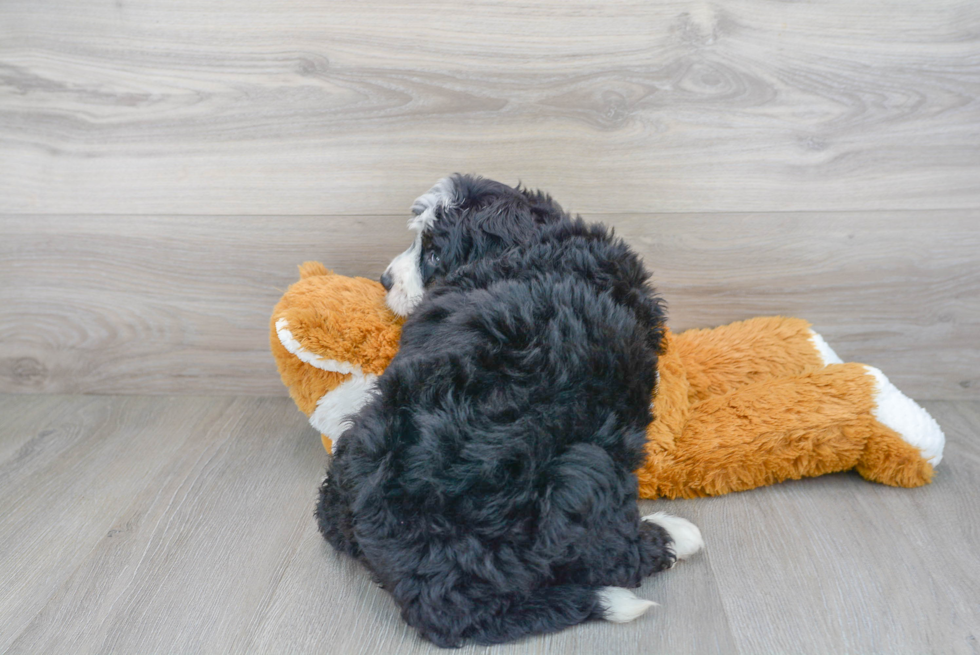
[853,420,935,489]
[862,366,944,466]
[637,363,939,499]
[855,366,944,486]
[673,316,839,403]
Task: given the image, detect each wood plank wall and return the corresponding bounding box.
[1,0,978,399]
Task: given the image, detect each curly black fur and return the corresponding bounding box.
[317,175,675,647]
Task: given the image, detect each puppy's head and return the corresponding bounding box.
[381,174,567,316]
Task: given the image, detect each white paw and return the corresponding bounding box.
[865,366,945,466]
[643,512,704,561]
[596,587,658,623]
[808,328,844,366]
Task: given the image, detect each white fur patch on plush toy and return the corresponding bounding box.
[276,318,358,375]
[808,329,844,366]
[310,372,378,451]
[276,317,379,450]
[865,366,945,466]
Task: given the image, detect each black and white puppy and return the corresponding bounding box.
[316,175,703,647]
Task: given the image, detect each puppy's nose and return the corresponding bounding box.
[380,271,393,291]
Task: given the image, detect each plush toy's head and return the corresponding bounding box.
[270,262,404,451]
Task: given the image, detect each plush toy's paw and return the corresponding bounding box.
[864,366,945,466]
[643,512,704,562]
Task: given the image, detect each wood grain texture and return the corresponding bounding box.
[248,508,738,655]
[4,397,320,654]
[0,394,239,653]
[2,212,977,398]
[1,395,977,654]
[1,0,978,214]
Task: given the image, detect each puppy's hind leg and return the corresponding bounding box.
[640,512,704,573]
[405,583,656,646]
[315,458,361,559]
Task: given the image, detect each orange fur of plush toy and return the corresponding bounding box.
[271,262,404,452]
[643,319,934,498]
[271,264,942,499]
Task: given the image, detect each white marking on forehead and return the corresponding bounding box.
[408,176,458,232]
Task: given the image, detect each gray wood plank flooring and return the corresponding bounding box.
[1,394,977,654]
[3,212,978,399]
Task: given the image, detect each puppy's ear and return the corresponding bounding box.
[411,175,462,219]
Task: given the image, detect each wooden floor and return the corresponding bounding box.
[1,394,978,654]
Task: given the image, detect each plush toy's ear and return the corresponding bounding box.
[270,263,405,451]
[299,261,331,279]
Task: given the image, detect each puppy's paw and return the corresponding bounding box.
[643,512,704,561]
[596,587,658,623]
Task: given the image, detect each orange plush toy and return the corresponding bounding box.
[271,263,944,499]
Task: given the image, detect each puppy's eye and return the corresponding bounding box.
[427,251,440,266]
